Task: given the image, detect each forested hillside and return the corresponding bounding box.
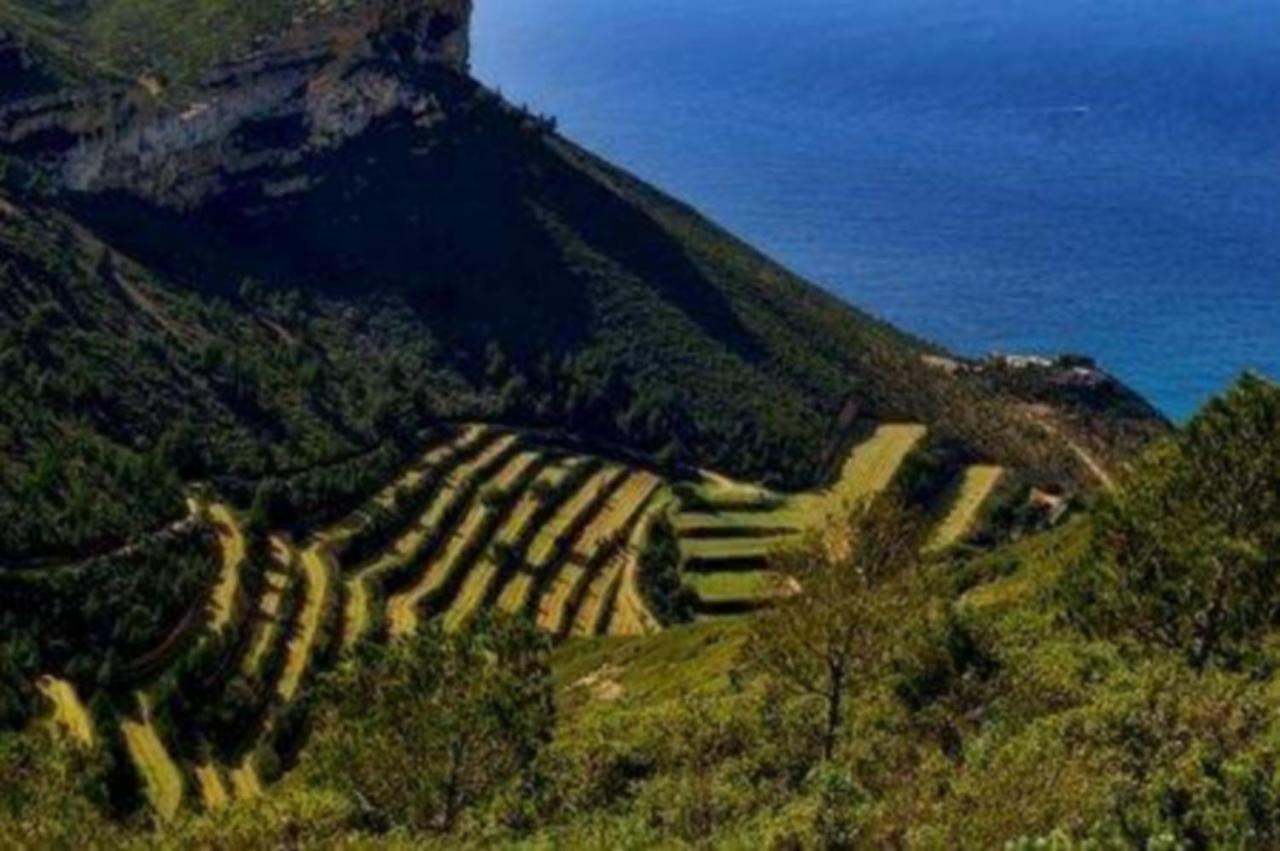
[3,376,1276,849]
[0,2,1193,848]
[0,0,1163,565]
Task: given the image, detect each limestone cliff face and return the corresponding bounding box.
[0,0,472,209]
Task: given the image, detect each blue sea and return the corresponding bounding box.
[473,0,1280,420]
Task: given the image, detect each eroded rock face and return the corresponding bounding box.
[0,0,471,209]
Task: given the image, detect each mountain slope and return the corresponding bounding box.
[0,0,1165,564]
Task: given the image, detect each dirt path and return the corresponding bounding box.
[541,473,660,635]
[1019,405,1116,491]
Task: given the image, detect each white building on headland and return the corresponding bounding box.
[989,353,1055,369]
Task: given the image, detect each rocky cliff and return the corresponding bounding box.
[0,0,471,208]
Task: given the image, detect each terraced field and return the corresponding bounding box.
[673,423,929,614]
[681,536,793,565]
[790,423,929,527]
[386,446,541,637]
[361,430,520,638]
[538,472,661,637]
[444,460,574,631]
[685,570,791,613]
[241,542,294,678]
[673,509,803,537]
[30,419,988,819]
[341,426,497,650]
[575,487,668,637]
[928,465,1006,552]
[497,466,625,616]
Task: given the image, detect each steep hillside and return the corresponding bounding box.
[0,412,1041,820]
[0,0,1167,708]
[4,379,1274,848]
[0,2,1218,846]
[0,0,1164,569]
[0,192,480,559]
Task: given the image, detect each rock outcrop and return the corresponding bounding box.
[0,0,471,209]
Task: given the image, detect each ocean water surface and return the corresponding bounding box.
[473,0,1280,419]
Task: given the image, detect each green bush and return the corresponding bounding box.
[1064,375,1280,670]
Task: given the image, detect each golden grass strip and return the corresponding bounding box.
[789,423,928,526]
[193,762,229,811]
[445,461,573,630]
[121,694,184,821]
[37,676,94,748]
[538,473,660,635]
[928,464,1005,552]
[229,759,263,800]
[206,503,245,633]
[386,448,536,636]
[276,543,330,700]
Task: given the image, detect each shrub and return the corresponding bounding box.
[1064,376,1280,670]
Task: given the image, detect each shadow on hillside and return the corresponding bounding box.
[66,86,763,368]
